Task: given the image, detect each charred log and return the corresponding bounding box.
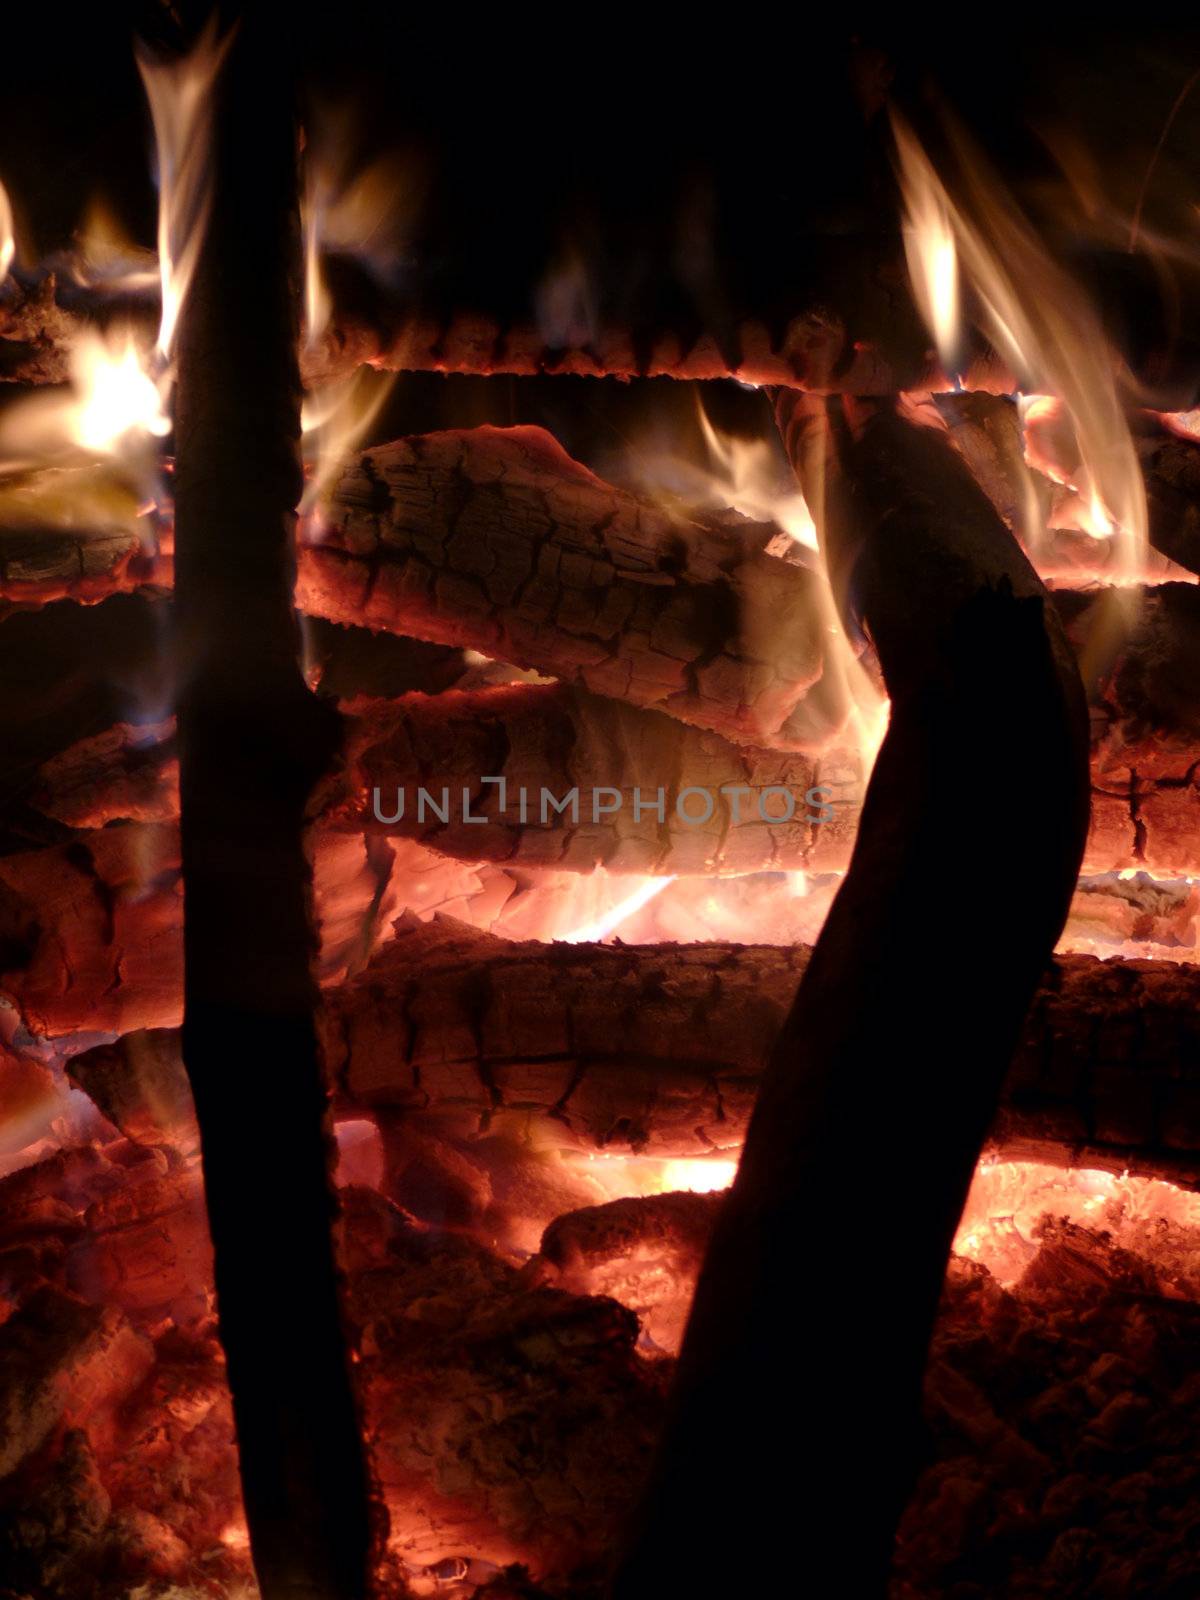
[0,269,1002,395]
[64,919,1200,1193]
[301,424,833,750]
[335,683,824,873]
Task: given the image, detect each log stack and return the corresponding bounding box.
[5,306,1200,1600]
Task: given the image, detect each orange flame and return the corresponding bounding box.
[300,369,395,515]
[68,199,159,294]
[895,140,959,374]
[560,875,676,943]
[298,146,398,513]
[0,325,167,486]
[137,20,234,361]
[633,395,889,770]
[71,328,170,455]
[891,108,1147,583]
[0,177,14,281]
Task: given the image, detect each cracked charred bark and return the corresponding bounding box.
[608,398,1091,1598]
[299,424,834,751]
[168,18,374,1600]
[52,913,1200,1222]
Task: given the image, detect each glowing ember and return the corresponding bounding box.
[659,1159,738,1194]
[955,1158,1200,1288]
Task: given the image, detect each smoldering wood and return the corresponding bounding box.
[23,583,1200,884]
[0,269,1007,394]
[27,692,828,875]
[301,424,837,751]
[62,917,1200,1193]
[166,17,375,1598]
[6,261,1198,407]
[6,419,1192,625]
[335,683,824,873]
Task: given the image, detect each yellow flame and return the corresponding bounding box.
[70,199,159,294]
[895,142,959,373]
[71,328,170,454]
[659,1158,738,1194]
[300,368,396,515]
[303,175,333,353]
[137,20,234,361]
[0,326,167,480]
[0,176,14,281]
[561,875,675,944]
[891,108,1147,584]
[697,399,888,769]
[696,405,816,549]
[298,144,404,512]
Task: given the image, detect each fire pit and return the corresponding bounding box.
[2,14,1200,1600]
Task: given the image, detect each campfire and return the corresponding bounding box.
[3,15,1200,1600]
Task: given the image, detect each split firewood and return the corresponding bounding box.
[31,719,178,829]
[28,693,830,875]
[334,683,829,874]
[0,270,1004,394]
[0,822,425,1039]
[299,424,838,751]
[0,822,182,1038]
[6,423,1199,641]
[301,307,1013,395]
[24,615,1200,879]
[532,1192,722,1355]
[70,918,1200,1191]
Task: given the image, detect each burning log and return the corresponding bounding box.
[301,306,1009,395]
[67,919,1200,1194]
[0,822,514,1040]
[31,719,177,829]
[0,267,1003,395]
[937,393,1200,582]
[24,583,1200,878]
[0,822,182,1038]
[532,1191,721,1354]
[336,683,826,873]
[300,424,834,750]
[608,396,1090,1597]
[25,687,827,877]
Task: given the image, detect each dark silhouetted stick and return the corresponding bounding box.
[170,15,374,1599]
[609,397,1090,1597]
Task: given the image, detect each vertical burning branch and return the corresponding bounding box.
[610,394,1090,1597]
[158,16,373,1599]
